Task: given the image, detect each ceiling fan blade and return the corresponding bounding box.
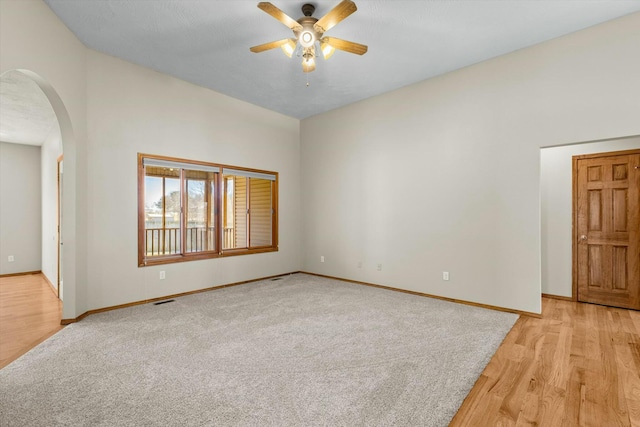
[314,0,357,34]
[250,38,293,53]
[321,37,368,55]
[257,2,303,32]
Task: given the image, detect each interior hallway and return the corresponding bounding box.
[0,273,63,369]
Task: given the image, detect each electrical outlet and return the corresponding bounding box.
[159,271,166,280]
[7,255,14,262]
[357,261,362,269]
[443,271,450,281]
[377,263,382,271]
[320,256,325,263]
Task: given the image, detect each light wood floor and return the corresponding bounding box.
[451,297,640,426]
[2,279,639,426]
[0,273,63,369]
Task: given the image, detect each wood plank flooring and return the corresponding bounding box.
[2,279,639,426]
[451,297,640,426]
[0,273,63,369]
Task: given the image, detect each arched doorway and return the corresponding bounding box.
[0,69,77,320]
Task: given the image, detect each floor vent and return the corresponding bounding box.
[153,299,175,306]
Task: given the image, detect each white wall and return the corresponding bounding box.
[0,142,42,275]
[41,122,62,289]
[85,50,301,310]
[540,136,640,297]
[1,0,87,319]
[300,12,640,314]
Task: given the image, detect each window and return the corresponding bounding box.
[222,169,275,250]
[138,154,278,266]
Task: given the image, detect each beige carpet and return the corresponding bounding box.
[0,273,517,426]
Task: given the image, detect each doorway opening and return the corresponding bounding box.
[1,68,77,319]
[539,136,640,307]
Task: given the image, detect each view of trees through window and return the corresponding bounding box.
[144,170,181,256]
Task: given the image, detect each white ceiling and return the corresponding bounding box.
[32,1,640,120]
[0,71,58,146]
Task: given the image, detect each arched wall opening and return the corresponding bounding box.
[1,69,78,320]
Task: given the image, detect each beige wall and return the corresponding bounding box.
[1,0,300,316]
[300,13,640,314]
[2,0,639,317]
[540,136,640,298]
[0,142,41,275]
[84,51,301,310]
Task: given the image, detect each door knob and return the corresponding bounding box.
[580,235,587,241]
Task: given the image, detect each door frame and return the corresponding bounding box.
[571,148,640,302]
[57,154,63,299]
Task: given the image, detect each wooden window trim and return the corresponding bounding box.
[138,153,278,267]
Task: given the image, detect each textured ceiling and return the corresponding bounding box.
[40,1,640,119]
[0,71,57,146]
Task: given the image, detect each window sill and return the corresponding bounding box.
[139,246,278,267]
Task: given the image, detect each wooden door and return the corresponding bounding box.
[574,149,640,309]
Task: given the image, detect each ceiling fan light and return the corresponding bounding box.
[299,30,315,48]
[320,41,335,60]
[280,39,296,57]
[302,56,316,73]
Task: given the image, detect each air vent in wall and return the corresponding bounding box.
[153,299,175,306]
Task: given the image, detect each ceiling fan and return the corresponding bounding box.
[250,1,368,73]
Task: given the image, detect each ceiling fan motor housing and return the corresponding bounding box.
[301,3,315,16]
